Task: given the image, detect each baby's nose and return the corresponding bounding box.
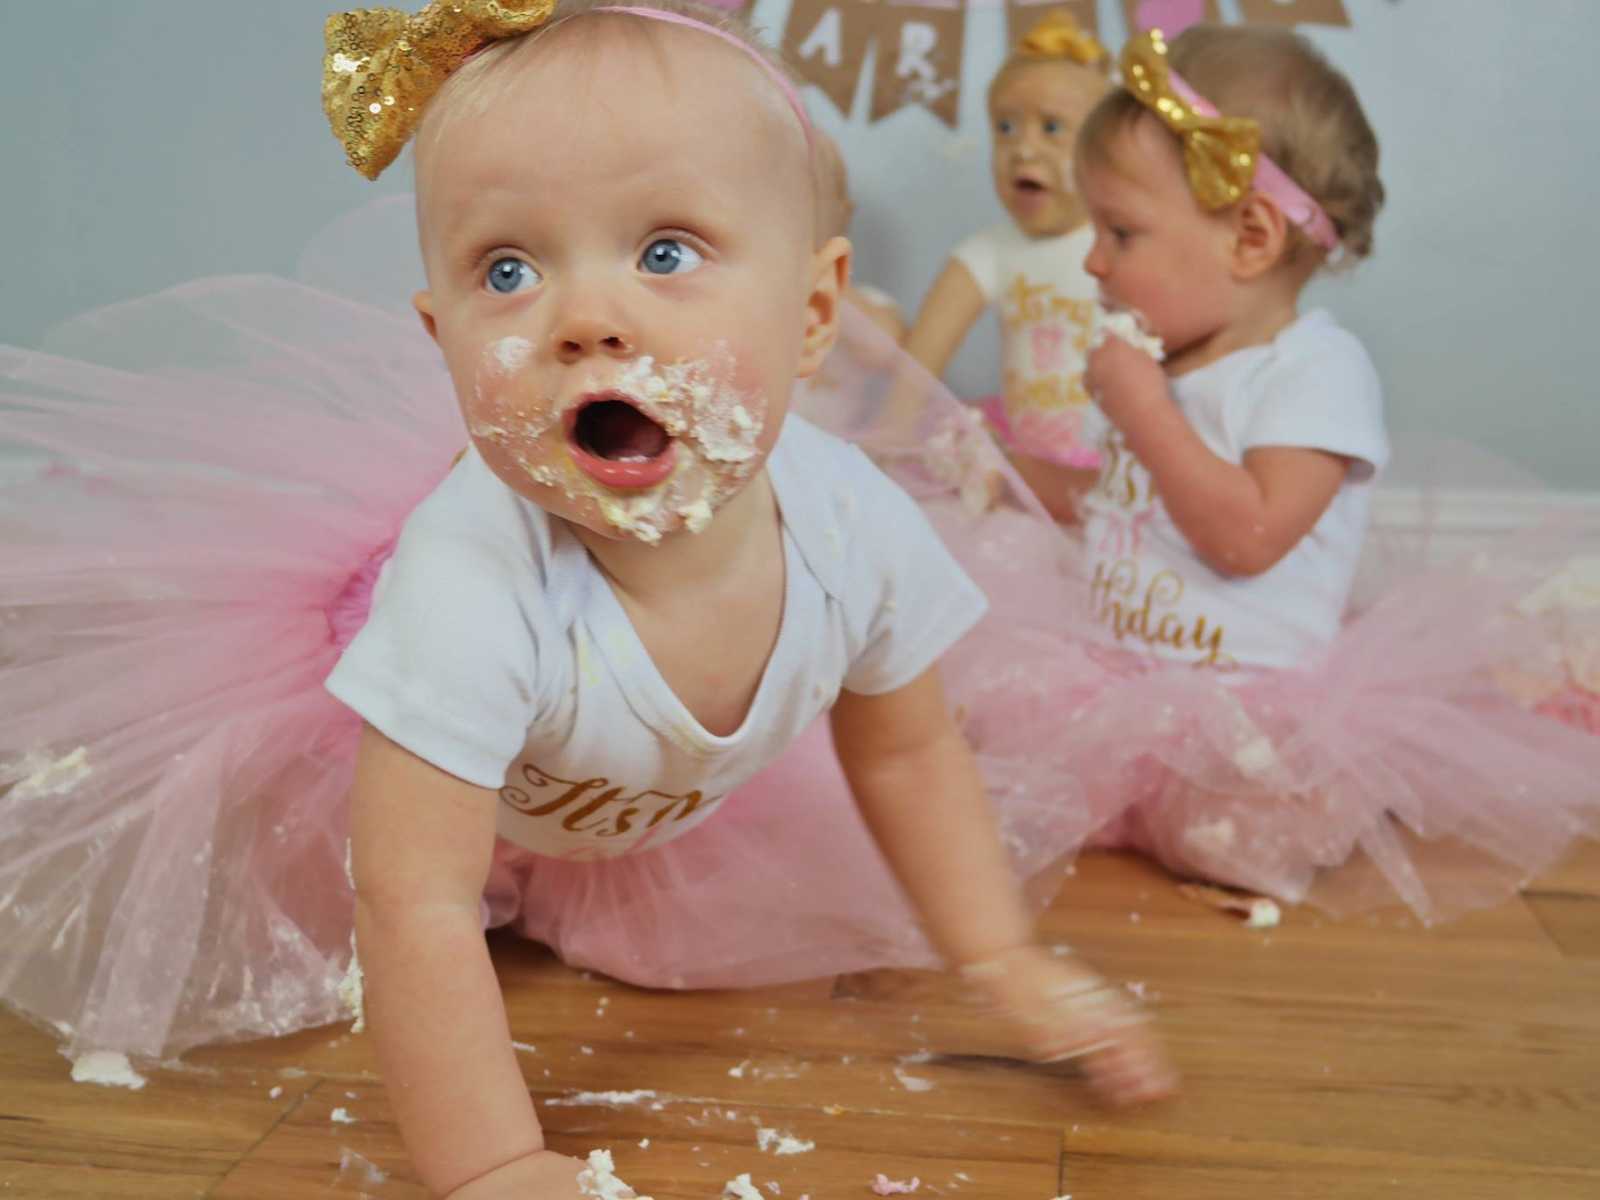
[554,327,631,364]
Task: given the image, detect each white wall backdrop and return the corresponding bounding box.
[3,0,1596,489]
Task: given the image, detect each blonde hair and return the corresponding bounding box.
[987,12,1111,107]
[1078,25,1383,265]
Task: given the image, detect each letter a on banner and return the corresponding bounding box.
[783,0,871,117]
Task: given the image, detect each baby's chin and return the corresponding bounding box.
[489,449,768,549]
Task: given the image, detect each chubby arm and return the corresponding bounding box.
[350,725,578,1198]
[1087,337,1348,577]
[829,666,1032,964]
[830,669,1177,1105]
[904,258,987,378]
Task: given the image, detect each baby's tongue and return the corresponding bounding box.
[586,401,670,461]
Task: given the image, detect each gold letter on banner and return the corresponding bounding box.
[867,2,965,126]
[1005,0,1102,48]
[1236,0,1350,27]
[782,0,874,118]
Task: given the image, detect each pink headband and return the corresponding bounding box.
[593,6,814,150]
[1162,62,1340,252]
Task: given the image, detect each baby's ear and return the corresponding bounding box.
[1230,194,1292,280]
[412,290,439,342]
[796,236,851,378]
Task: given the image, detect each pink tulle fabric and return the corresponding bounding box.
[3,202,1598,1064]
[978,395,1104,470]
[0,264,1085,1059]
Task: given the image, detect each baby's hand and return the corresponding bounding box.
[444,1148,596,1199]
[1085,333,1169,429]
[961,945,1178,1107]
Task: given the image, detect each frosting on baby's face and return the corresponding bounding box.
[466,338,769,544]
[412,15,825,543]
[1077,120,1238,370]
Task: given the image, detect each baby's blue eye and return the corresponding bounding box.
[1044,118,1064,135]
[640,238,703,276]
[995,118,1015,136]
[486,257,538,294]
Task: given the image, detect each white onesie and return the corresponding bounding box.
[326,415,987,860]
[1079,309,1389,671]
[952,221,1104,462]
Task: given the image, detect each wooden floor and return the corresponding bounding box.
[3,845,1597,1199]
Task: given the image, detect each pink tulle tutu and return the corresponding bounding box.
[949,499,1600,922]
[4,201,1597,1063]
[0,265,1083,1061]
[977,394,1103,471]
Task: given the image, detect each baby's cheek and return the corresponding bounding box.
[463,336,559,453]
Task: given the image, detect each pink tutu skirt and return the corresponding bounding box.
[977,394,1103,471]
[0,256,1086,1060]
[3,201,1596,1062]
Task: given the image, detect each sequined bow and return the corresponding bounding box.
[1120,30,1261,210]
[1018,10,1107,66]
[323,0,557,180]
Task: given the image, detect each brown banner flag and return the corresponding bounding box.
[865,2,966,127]
[1236,0,1351,28]
[781,0,876,118]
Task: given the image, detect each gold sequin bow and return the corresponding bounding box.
[1120,30,1261,210]
[323,0,557,180]
[1018,10,1106,66]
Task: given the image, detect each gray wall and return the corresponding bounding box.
[4,0,1596,489]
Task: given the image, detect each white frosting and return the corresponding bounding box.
[1089,306,1166,362]
[755,1127,815,1155]
[548,1089,659,1108]
[8,746,92,801]
[1245,899,1282,929]
[69,1051,146,1090]
[578,1149,653,1200]
[471,343,769,545]
[1518,555,1600,615]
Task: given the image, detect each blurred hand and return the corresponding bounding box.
[963,944,1179,1107]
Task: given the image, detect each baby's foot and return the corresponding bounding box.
[960,945,1178,1106]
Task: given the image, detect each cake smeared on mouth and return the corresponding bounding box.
[572,396,672,462]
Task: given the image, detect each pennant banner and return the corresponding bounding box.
[867,2,966,126]
[782,0,876,117]
[783,0,1362,126]
[1235,0,1349,28]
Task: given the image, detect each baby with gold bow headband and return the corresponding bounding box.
[903,10,1115,524]
[316,3,1176,1195]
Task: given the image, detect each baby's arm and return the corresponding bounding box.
[830,667,1177,1106]
[1087,335,1348,577]
[904,258,986,378]
[350,725,584,1198]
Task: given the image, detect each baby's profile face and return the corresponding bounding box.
[989,60,1107,239]
[413,20,818,545]
[1077,119,1236,359]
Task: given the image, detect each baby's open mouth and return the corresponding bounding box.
[566,395,677,489]
[1014,177,1047,194]
[575,398,670,462]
